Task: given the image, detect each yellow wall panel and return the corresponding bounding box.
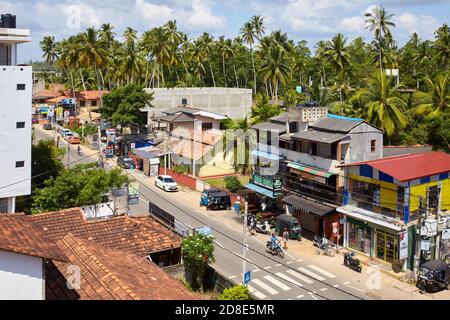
[441,179,450,211]
[381,187,398,210]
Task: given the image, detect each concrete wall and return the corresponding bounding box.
[143,87,252,120]
[0,66,32,199]
[348,123,383,163]
[0,250,44,300]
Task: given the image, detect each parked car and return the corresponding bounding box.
[67,136,80,144]
[155,175,178,192]
[117,156,135,169]
[43,123,52,130]
[63,132,73,140]
[32,117,39,124]
[61,129,72,138]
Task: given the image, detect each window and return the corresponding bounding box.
[91,100,97,107]
[16,121,25,128]
[79,100,86,107]
[202,122,213,131]
[311,142,318,156]
[17,84,26,90]
[15,161,25,168]
[370,139,376,152]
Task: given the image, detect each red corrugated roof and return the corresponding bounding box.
[343,152,450,182]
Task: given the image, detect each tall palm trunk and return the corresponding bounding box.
[233,62,239,88]
[222,55,227,88]
[208,61,216,87]
[79,70,87,95]
[93,62,103,109]
[250,47,256,94]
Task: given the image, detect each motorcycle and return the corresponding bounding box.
[266,240,285,259]
[313,235,335,257]
[256,221,271,235]
[344,252,362,273]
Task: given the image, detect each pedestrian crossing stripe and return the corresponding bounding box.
[264,275,291,291]
[275,272,303,288]
[247,285,267,299]
[307,264,336,278]
[252,278,279,295]
[285,269,314,284]
[297,267,326,281]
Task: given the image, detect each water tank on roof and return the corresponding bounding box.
[0,14,16,28]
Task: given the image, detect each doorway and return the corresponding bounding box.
[376,231,397,263]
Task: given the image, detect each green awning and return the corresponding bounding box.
[287,162,334,179]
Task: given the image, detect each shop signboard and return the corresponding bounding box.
[421,239,430,251]
[128,182,139,205]
[290,168,326,184]
[252,174,282,192]
[442,229,450,240]
[398,231,408,260]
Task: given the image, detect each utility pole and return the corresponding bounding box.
[66,139,70,168]
[242,201,248,286]
[414,196,424,278]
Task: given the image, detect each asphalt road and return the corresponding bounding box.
[34,124,370,300]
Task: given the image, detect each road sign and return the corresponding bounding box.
[244,271,251,285]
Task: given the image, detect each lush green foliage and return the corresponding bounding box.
[224,176,243,193]
[39,8,450,147]
[31,163,130,213]
[101,84,153,130]
[220,285,251,300]
[182,233,215,292]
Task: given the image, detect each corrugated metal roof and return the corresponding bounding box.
[159,113,194,123]
[291,130,347,144]
[250,121,287,132]
[383,145,433,158]
[342,152,450,182]
[309,117,363,133]
[283,194,335,217]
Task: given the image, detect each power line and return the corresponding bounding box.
[102,161,364,300]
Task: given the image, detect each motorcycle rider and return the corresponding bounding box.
[270,232,279,250]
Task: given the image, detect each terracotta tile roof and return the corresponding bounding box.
[0,214,67,261]
[30,208,181,257]
[45,234,198,300]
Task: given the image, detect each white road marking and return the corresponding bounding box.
[252,279,279,295]
[297,267,326,281]
[275,263,282,267]
[308,264,336,278]
[253,269,260,273]
[333,284,339,288]
[320,288,328,292]
[344,283,366,293]
[264,275,291,291]
[247,285,267,299]
[263,266,271,269]
[310,293,318,300]
[285,269,314,284]
[286,261,293,264]
[297,295,304,299]
[297,259,303,262]
[275,272,303,288]
[214,241,224,249]
[228,275,236,279]
[342,281,350,285]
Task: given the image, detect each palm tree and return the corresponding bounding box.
[76,27,108,107]
[434,23,450,71]
[413,40,432,89]
[188,40,207,85]
[222,116,253,174]
[365,5,396,73]
[250,94,281,124]
[250,15,266,41]
[324,34,351,101]
[414,74,450,118]
[315,40,328,86]
[217,36,232,87]
[198,33,216,87]
[259,46,291,101]
[123,27,138,47]
[40,36,59,65]
[241,21,257,93]
[351,71,408,139]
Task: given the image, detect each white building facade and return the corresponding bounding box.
[0,18,32,213]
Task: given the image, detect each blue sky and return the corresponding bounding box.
[2,0,449,63]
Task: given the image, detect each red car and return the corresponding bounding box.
[32,117,39,124]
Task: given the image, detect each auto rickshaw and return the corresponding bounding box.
[275,214,302,240]
[417,259,450,293]
[199,189,221,207]
[206,192,231,211]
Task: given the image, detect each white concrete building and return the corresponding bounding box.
[0,16,32,213]
[142,87,253,129]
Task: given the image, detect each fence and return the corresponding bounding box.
[148,201,190,237]
[159,167,197,190]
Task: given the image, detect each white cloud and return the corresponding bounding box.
[341,16,365,32]
[186,0,225,30]
[134,0,174,27]
[396,12,439,39]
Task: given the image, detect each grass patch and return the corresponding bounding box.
[205,176,250,190]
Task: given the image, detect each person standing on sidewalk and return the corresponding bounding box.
[282,228,289,250]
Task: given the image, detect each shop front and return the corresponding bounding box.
[244,174,283,212]
[338,205,410,269]
[282,194,340,242]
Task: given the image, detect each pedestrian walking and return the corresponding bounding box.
[282,228,289,250]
